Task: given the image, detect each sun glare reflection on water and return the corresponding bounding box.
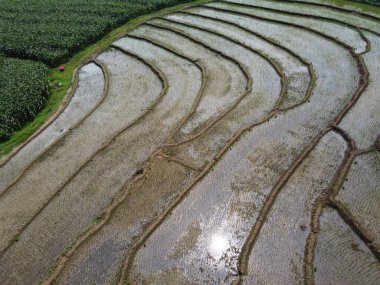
[210,234,229,256]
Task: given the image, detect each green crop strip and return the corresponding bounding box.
[315,0,380,12]
[0,0,207,65]
[0,0,213,160]
[0,56,49,142]
[0,0,378,160]
[355,0,380,7]
[341,0,380,7]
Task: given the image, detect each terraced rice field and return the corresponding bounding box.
[0,0,379,284]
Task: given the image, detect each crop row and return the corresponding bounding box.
[0,0,195,66]
[354,0,380,6]
[0,55,49,142]
[0,0,194,144]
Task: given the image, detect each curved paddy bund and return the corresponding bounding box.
[0,0,379,284]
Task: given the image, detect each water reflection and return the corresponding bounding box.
[210,234,229,255]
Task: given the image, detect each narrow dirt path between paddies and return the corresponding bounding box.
[0,0,379,284]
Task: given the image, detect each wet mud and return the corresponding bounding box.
[0,0,379,284]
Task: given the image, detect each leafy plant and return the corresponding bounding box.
[0,55,49,141]
[0,0,194,65]
[0,0,194,143]
[353,0,380,6]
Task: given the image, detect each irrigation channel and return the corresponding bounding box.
[0,0,379,284]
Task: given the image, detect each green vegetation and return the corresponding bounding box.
[0,0,196,65]
[0,55,48,142]
[0,0,207,156]
[323,0,380,12]
[1,0,377,158]
[353,0,380,7]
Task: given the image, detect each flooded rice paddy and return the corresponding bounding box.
[0,0,379,284]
